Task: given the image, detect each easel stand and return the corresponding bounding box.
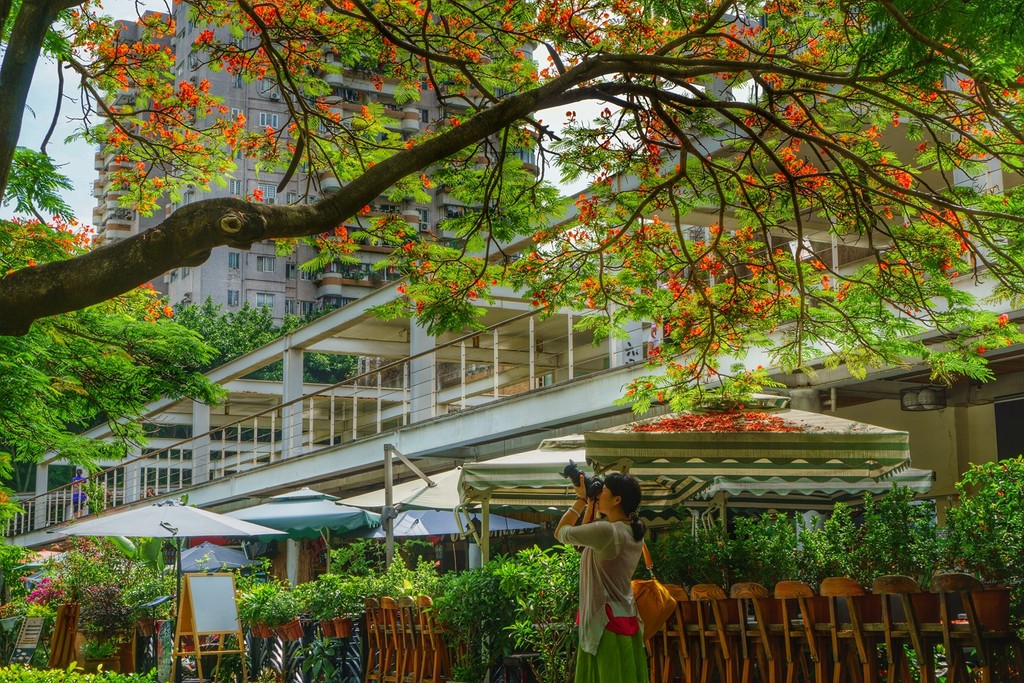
[173,574,248,683]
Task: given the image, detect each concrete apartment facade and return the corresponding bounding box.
[90,8,531,319]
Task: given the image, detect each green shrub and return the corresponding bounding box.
[729,513,798,587]
[649,522,731,588]
[0,664,155,682]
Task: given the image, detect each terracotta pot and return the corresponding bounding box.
[273,618,304,642]
[911,592,940,623]
[971,588,1010,631]
[320,619,336,638]
[334,616,353,638]
[81,657,120,674]
[252,622,273,639]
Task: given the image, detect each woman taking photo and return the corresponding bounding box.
[555,471,648,683]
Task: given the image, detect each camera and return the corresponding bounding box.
[561,459,604,499]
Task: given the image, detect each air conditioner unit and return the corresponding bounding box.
[268,91,280,101]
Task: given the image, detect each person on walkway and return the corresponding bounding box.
[555,471,648,683]
[69,469,87,519]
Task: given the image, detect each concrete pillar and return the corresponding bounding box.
[281,344,304,458]
[789,388,824,413]
[124,447,143,503]
[191,402,211,485]
[33,463,48,530]
[286,538,299,587]
[408,321,436,423]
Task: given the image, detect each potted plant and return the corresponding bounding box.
[943,457,1024,630]
[80,636,122,673]
[237,582,281,639]
[263,588,303,641]
[77,583,134,672]
[297,574,347,638]
[433,558,518,683]
[728,513,799,625]
[495,546,580,683]
[795,504,859,623]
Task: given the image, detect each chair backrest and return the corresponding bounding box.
[365,597,383,649]
[397,595,418,649]
[730,582,770,599]
[931,571,990,662]
[380,596,401,650]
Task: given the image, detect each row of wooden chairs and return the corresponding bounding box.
[647,573,1023,683]
[364,595,452,683]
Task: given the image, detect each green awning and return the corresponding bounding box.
[586,409,910,476]
[695,466,934,500]
[226,487,381,540]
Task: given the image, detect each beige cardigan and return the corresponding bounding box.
[556,519,644,654]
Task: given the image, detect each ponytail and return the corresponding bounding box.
[628,511,646,542]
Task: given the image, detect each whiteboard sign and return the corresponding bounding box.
[184,574,240,634]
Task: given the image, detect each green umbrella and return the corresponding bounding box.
[225,488,381,540]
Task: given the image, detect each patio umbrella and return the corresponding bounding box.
[54,500,286,540]
[226,487,380,539]
[364,509,538,537]
[53,500,285,681]
[180,541,257,573]
[226,487,380,573]
[338,468,463,511]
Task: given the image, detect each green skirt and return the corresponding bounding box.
[575,630,649,683]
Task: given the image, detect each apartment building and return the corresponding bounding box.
[90,8,538,319]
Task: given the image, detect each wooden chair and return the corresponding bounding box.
[820,577,880,683]
[364,597,385,683]
[690,583,741,683]
[774,581,828,683]
[731,581,781,683]
[931,572,1024,683]
[415,595,450,683]
[655,584,696,683]
[379,596,404,683]
[871,575,936,683]
[397,595,420,682]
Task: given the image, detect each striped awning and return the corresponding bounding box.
[694,466,934,500]
[458,435,707,512]
[586,409,910,477]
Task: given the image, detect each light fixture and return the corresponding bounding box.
[900,386,947,411]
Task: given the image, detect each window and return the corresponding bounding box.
[255,292,275,309]
[182,267,190,276]
[285,299,297,315]
[229,179,242,196]
[286,263,297,279]
[227,289,240,307]
[257,183,277,204]
[300,269,315,281]
[230,107,242,119]
[234,73,244,89]
[258,112,279,128]
[420,108,429,123]
[286,191,297,204]
[228,252,240,269]
[300,300,315,316]
[256,255,276,272]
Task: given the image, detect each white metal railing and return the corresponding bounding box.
[6,309,652,538]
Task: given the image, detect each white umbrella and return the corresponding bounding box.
[53,500,284,681]
[53,500,286,539]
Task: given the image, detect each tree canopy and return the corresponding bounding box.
[4,0,1024,415]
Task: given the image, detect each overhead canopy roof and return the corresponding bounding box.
[585,409,910,480]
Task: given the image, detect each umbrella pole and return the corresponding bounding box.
[174,537,183,683]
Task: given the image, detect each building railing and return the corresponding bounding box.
[6,308,650,538]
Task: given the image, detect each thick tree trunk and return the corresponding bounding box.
[0,57,620,335]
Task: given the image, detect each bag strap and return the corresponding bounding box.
[641,540,655,578]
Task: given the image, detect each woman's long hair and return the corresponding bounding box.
[603,472,646,541]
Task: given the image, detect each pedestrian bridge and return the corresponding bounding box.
[6,283,662,548]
